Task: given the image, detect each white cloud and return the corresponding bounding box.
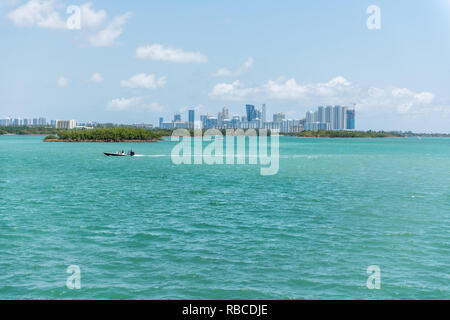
[89,73,104,83]
[213,57,254,77]
[88,12,132,47]
[80,2,107,28]
[107,97,165,112]
[7,0,65,29]
[414,92,435,104]
[121,73,166,89]
[107,97,142,111]
[7,1,107,29]
[209,80,260,101]
[57,76,69,87]
[210,76,355,101]
[359,87,435,115]
[265,76,356,100]
[136,44,208,63]
[210,76,438,116]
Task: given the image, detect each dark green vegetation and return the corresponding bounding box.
[44,128,163,142]
[296,130,404,138]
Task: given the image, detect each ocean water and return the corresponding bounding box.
[0,135,449,300]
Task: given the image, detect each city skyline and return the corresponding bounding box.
[1,1,450,132]
[1,101,356,134]
[157,104,355,133]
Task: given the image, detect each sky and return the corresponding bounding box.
[1,0,450,132]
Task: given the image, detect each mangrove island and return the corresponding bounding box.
[43,128,163,142]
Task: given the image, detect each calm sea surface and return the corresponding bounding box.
[0,135,449,300]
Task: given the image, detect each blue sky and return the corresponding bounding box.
[1,0,450,132]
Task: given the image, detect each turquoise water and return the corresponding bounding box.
[0,135,449,300]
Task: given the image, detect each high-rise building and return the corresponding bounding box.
[188,110,195,129]
[174,113,181,122]
[261,104,267,124]
[200,115,207,128]
[333,106,342,130]
[341,107,347,130]
[217,107,230,128]
[0,118,11,126]
[346,109,355,130]
[161,122,174,129]
[217,111,223,127]
[306,111,314,123]
[222,107,229,120]
[273,112,285,123]
[317,106,325,123]
[206,116,218,129]
[246,105,257,122]
[325,106,333,126]
[232,116,241,128]
[159,117,164,128]
[56,120,77,129]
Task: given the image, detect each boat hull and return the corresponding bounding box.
[104,153,132,157]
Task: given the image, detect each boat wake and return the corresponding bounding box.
[133,155,169,157]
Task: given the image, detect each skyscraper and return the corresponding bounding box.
[317,106,325,123]
[222,107,229,120]
[325,106,333,126]
[0,118,11,126]
[246,105,256,122]
[217,111,223,127]
[174,113,181,122]
[306,111,314,123]
[188,110,195,129]
[159,117,164,128]
[56,120,77,129]
[346,109,355,130]
[333,106,342,130]
[261,104,266,124]
[217,107,229,128]
[273,112,285,123]
[341,107,347,130]
[200,115,207,128]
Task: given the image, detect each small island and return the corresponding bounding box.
[44,128,163,142]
